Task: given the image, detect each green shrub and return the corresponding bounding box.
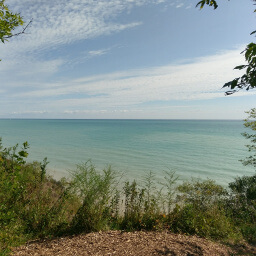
[240,223,256,244]
[120,171,168,231]
[226,175,256,244]
[0,139,78,252]
[120,180,145,230]
[177,179,227,210]
[226,175,256,224]
[229,174,256,201]
[0,140,33,251]
[170,203,240,240]
[20,173,77,237]
[159,170,178,214]
[0,218,27,255]
[70,162,118,233]
[169,179,240,240]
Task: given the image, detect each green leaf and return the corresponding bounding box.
[222,81,232,88]
[234,65,247,70]
[18,150,28,158]
[196,0,218,10]
[0,0,24,45]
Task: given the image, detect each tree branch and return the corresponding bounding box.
[3,19,33,40]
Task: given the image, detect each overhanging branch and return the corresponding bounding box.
[3,19,33,40]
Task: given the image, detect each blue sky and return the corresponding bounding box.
[0,0,255,119]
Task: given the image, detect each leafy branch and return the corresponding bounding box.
[196,0,256,95]
[196,0,218,10]
[0,0,32,61]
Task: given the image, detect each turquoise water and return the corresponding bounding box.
[0,119,254,185]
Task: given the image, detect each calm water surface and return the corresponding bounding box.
[0,119,254,185]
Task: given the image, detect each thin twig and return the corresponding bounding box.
[3,19,33,39]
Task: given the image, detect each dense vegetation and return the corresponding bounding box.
[0,138,255,255]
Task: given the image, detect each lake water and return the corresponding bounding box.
[0,119,254,185]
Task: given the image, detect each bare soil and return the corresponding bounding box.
[11,231,256,256]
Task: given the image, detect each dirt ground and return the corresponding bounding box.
[11,231,256,256]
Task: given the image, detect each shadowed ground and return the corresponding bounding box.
[11,231,256,256]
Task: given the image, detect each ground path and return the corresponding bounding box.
[11,231,256,256]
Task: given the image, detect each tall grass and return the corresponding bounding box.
[69,162,118,233]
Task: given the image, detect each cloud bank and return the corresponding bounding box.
[0,0,254,119]
[1,46,253,118]
[1,0,175,58]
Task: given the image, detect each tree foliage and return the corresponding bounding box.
[196,0,219,10]
[241,108,256,168]
[196,0,256,95]
[0,0,24,43]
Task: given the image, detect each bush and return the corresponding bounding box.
[169,179,241,240]
[229,174,256,203]
[177,179,227,210]
[70,162,118,233]
[0,139,78,252]
[170,203,240,240]
[226,175,256,244]
[119,171,172,231]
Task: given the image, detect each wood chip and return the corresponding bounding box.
[11,231,255,256]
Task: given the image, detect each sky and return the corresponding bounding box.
[0,0,255,119]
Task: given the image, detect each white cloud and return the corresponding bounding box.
[11,110,49,115]
[0,0,194,85]
[1,0,193,61]
[1,0,169,59]
[0,0,176,93]
[0,0,253,119]
[1,46,254,119]
[176,3,184,8]
[88,49,109,57]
